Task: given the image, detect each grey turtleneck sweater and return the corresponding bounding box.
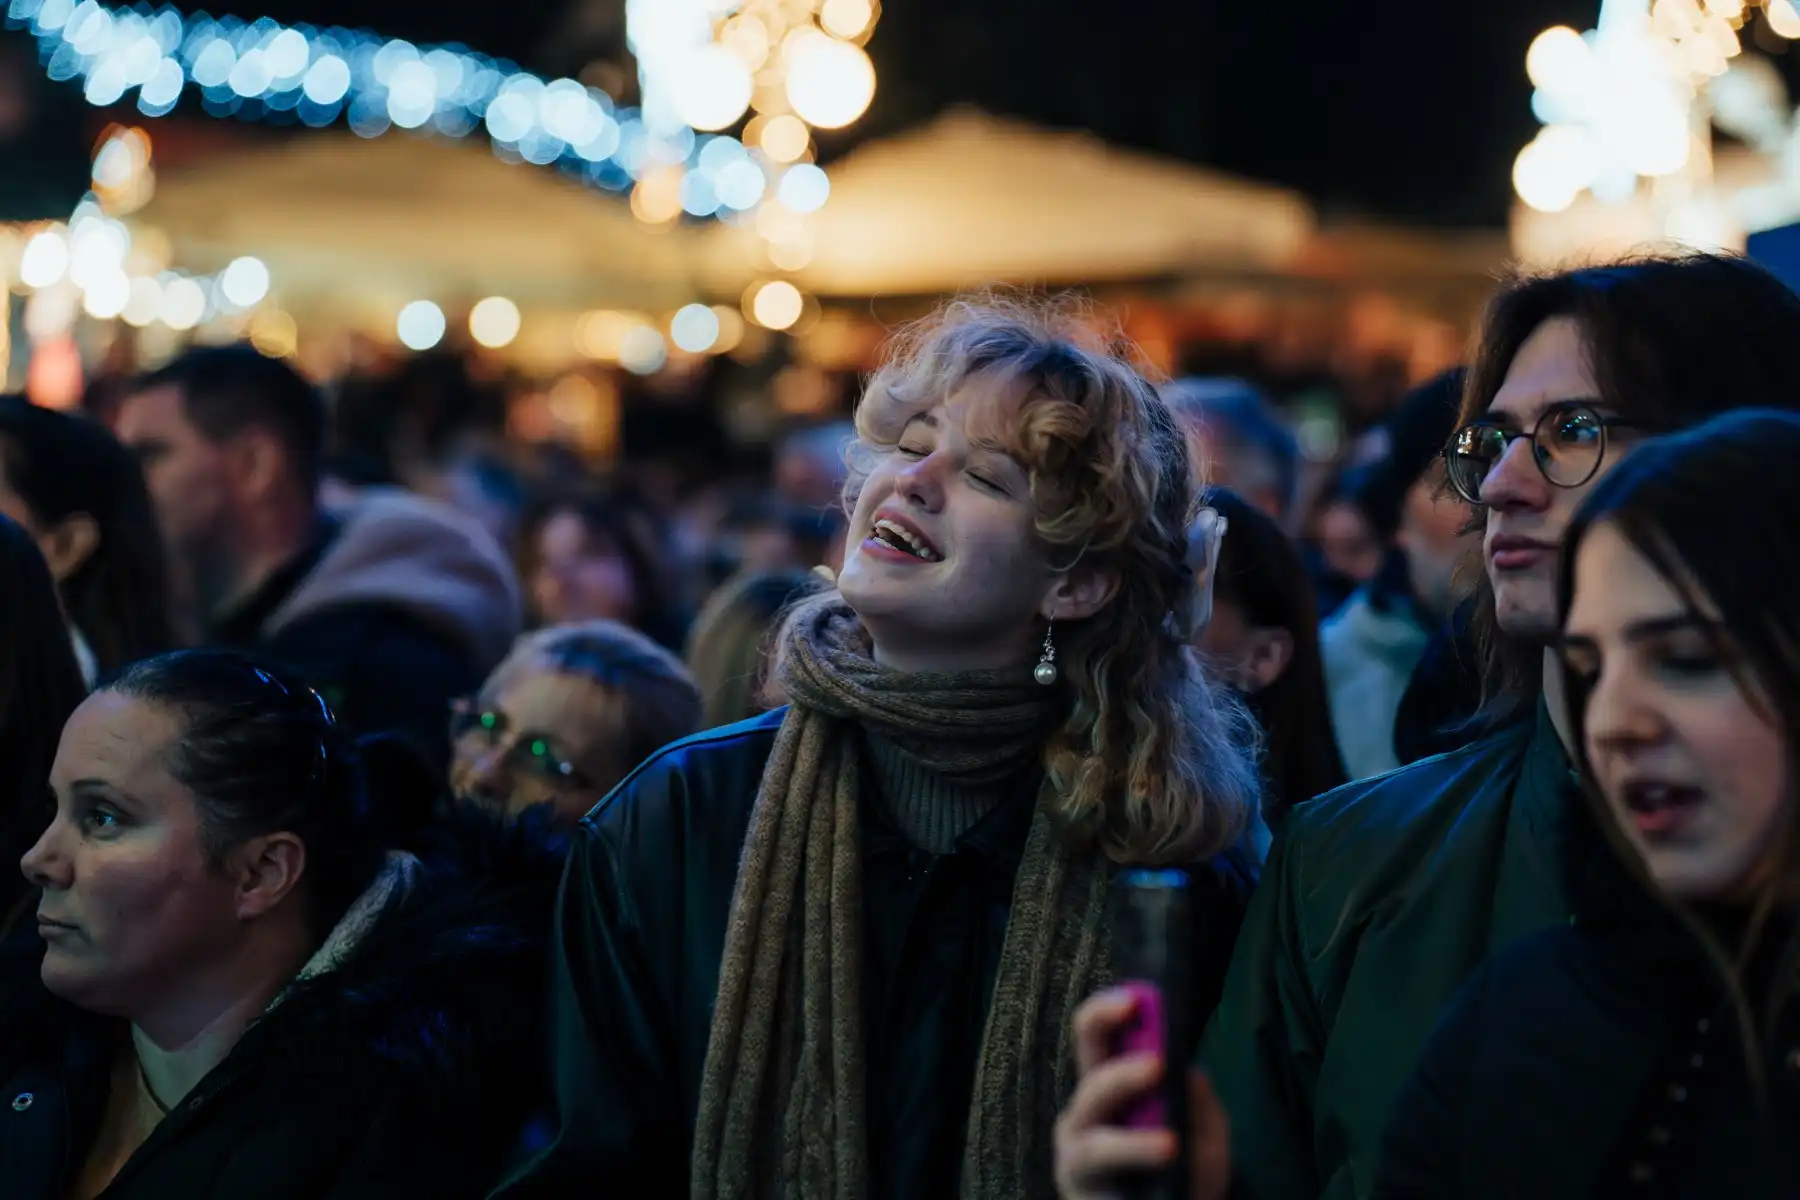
[860,731,1013,854]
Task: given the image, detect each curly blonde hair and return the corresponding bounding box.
[842,293,1261,864]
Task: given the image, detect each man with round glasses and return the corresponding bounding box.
[1195,253,1800,1200]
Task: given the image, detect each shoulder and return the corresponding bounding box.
[581,709,784,842]
[1283,722,1532,861]
[251,809,567,1105]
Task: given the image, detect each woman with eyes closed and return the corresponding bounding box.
[493,295,1262,1200]
[451,620,703,826]
[1374,409,1800,1200]
[0,649,563,1200]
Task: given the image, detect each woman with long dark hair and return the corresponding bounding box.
[1376,409,1800,1196]
[0,397,173,681]
[0,650,561,1198]
[525,483,688,652]
[1198,489,1346,827]
[0,516,87,940]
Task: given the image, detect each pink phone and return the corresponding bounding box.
[1111,979,1168,1129]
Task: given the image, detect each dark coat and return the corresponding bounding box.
[0,807,565,1200]
[1375,809,1800,1200]
[494,710,1257,1199]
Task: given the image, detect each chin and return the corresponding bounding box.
[1491,580,1559,642]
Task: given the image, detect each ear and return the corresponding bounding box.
[232,428,288,503]
[1039,560,1121,624]
[1238,626,1294,694]
[229,832,308,921]
[38,512,99,584]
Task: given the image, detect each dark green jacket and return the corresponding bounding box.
[1201,702,1581,1200]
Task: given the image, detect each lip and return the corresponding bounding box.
[1488,534,1555,571]
[36,915,76,937]
[863,507,943,563]
[1616,778,1706,840]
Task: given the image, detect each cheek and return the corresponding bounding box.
[1705,707,1790,838]
[48,844,234,999]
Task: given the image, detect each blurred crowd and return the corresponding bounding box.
[0,254,1796,1199]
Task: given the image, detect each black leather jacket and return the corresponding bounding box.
[495,709,1258,1198]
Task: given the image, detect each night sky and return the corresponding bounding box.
[8,0,1628,227]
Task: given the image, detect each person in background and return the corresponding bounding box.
[0,396,173,683]
[115,345,522,768]
[1321,370,1474,780]
[526,484,688,652]
[684,568,829,728]
[1056,252,1800,1200]
[0,516,87,948]
[451,622,702,826]
[772,419,855,511]
[1378,409,1800,1198]
[1199,489,1347,833]
[1306,475,1386,618]
[0,650,562,1199]
[433,446,533,562]
[1163,378,1300,528]
[496,296,1260,1200]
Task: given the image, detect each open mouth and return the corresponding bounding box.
[1621,781,1705,835]
[869,517,942,562]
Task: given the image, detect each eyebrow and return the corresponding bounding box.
[1481,393,1605,425]
[1559,613,1710,649]
[66,778,140,810]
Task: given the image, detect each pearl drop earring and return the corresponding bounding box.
[1034,624,1059,686]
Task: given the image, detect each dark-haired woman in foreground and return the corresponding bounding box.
[1375,409,1800,1197]
[0,516,87,945]
[0,651,561,1199]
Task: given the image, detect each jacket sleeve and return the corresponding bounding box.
[1368,966,1484,1198]
[1197,828,1327,1200]
[488,818,687,1197]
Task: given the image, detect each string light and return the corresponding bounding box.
[396,300,446,350]
[469,296,521,348]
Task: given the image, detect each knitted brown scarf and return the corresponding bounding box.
[689,598,1116,1200]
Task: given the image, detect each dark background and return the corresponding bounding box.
[1,1,1641,226]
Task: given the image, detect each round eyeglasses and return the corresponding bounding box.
[1443,402,1645,506]
[449,699,591,789]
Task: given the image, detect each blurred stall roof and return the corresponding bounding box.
[703,108,1315,298]
[136,131,717,316]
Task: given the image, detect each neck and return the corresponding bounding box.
[207,501,316,618]
[1542,645,1574,757]
[868,627,1036,676]
[129,923,312,1109]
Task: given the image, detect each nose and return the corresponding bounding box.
[20,819,71,892]
[1582,661,1665,764]
[1479,436,1551,513]
[461,744,515,807]
[894,451,947,513]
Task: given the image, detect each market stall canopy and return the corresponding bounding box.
[135,131,718,320]
[706,108,1316,297]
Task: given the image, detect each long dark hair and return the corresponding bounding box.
[1458,253,1800,730]
[527,483,687,651]
[0,516,87,923]
[105,650,386,938]
[1205,489,1347,823]
[1557,409,1800,1093]
[0,396,173,673]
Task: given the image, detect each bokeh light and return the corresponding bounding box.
[670,302,721,353]
[249,309,298,357]
[670,44,754,132]
[81,270,130,319]
[396,299,447,350]
[219,256,270,308]
[777,163,831,213]
[748,279,804,330]
[121,276,161,327]
[619,324,668,375]
[784,32,875,130]
[575,309,636,361]
[710,305,746,354]
[158,277,207,330]
[820,0,876,41]
[759,114,811,162]
[469,296,522,348]
[19,229,70,289]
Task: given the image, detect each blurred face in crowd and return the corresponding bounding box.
[1314,501,1382,586]
[116,384,236,558]
[0,450,96,585]
[1478,317,1650,641]
[1188,427,1284,526]
[532,510,638,627]
[450,656,616,824]
[1397,464,1476,621]
[837,376,1110,672]
[25,692,258,1018]
[1562,523,1790,903]
[1197,597,1292,696]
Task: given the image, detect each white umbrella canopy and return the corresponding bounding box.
[135,131,720,321]
[705,108,1316,297]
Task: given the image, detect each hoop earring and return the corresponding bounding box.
[1034,623,1059,686]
